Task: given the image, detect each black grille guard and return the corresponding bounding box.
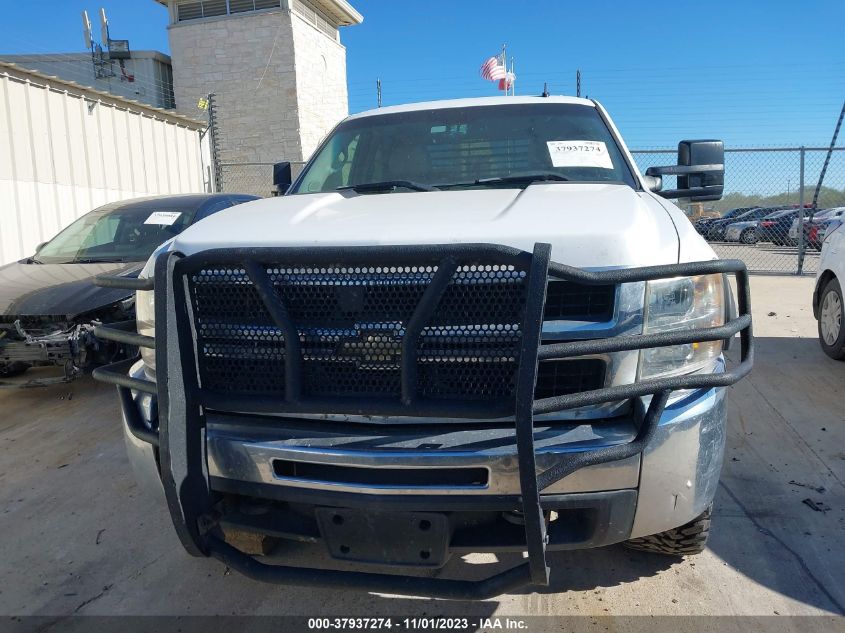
[93,242,753,599]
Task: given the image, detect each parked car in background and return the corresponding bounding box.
[723,219,757,243]
[807,224,827,251]
[790,207,845,250]
[706,207,764,241]
[694,207,753,235]
[814,218,845,359]
[719,206,791,243]
[755,208,801,245]
[0,193,258,384]
[819,208,845,244]
[789,207,826,246]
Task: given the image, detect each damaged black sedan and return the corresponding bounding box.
[0,193,257,386]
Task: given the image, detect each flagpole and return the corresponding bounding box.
[511,57,516,96]
[501,44,507,95]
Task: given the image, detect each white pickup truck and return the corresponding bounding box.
[94,96,753,598]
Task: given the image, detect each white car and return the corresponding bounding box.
[815,219,845,359]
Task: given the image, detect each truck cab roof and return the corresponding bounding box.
[348,95,597,120]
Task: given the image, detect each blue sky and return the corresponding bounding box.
[1,0,843,148]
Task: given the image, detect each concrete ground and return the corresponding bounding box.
[0,276,842,619]
[710,241,821,275]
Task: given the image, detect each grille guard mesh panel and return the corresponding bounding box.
[189,261,535,405]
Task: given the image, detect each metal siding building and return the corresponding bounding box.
[0,51,176,110]
[0,62,208,266]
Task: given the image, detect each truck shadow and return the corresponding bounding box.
[430,544,678,596]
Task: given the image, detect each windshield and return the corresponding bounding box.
[732,209,761,221]
[34,201,195,264]
[290,103,637,194]
[768,209,796,219]
[812,208,844,220]
[735,207,782,221]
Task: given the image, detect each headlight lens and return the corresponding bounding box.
[639,274,725,379]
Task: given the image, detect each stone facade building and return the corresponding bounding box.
[155,0,362,174]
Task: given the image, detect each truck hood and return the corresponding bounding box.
[0,261,142,318]
[172,183,680,268]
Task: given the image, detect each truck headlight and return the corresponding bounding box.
[639,274,725,379]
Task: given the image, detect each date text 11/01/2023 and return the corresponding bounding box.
[307,617,529,630]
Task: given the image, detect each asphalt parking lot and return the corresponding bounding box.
[709,241,821,274]
[0,276,842,620]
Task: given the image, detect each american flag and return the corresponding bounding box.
[480,56,507,82]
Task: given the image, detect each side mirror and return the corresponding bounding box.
[642,174,662,193]
[272,161,292,196]
[645,140,724,201]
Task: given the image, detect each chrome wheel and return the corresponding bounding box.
[820,289,842,346]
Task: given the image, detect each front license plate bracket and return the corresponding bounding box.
[315,507,450,567]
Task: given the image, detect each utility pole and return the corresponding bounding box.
[576,69,581,98]
[376,78,382,108]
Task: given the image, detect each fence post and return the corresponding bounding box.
[796,146,806,275]
[207,93,223,193]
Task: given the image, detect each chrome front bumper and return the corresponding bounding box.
[121,359,727,541]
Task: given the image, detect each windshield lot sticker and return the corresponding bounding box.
[547,140,613,169]
[144,211,182,226]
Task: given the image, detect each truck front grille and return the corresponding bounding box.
[189,262,608,407]
[543,280,615,321]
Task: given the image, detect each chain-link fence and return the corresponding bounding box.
[216,147,845,275]
[631,147,845,274]
[218,162,306,198]
[204,92,307,198]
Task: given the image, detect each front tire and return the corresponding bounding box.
[818,277,845,360]
[624,507,711,556]
[741,229,758,244]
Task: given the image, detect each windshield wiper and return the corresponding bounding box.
[73,257,128,264]
[338,180,439,193]
[439,173,570,189]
